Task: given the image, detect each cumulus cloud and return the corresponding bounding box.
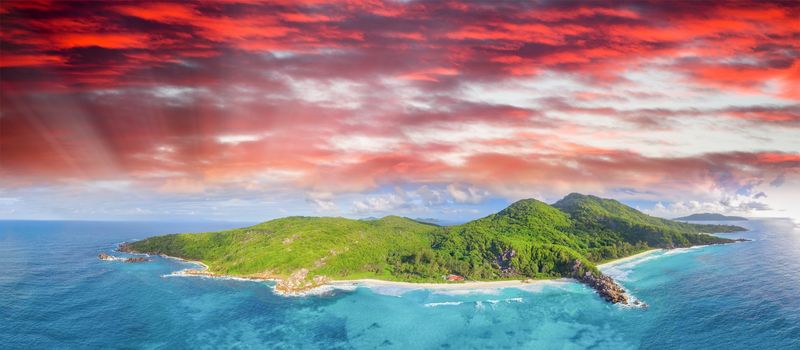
[306,191,338,212]
[350,185,493,215]
[447,184,490,204]
[416,185,447,206]
[352,192,409,213]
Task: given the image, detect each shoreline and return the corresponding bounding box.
[596,238,750,270]
[157,254,211,271]
[132,242,732,296]
[150,252,573,294]
[327,278,571,291]
[597,249,662,269]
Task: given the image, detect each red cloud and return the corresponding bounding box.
[112,2,198,21]
[1,1,798,205]
[53,33,152,49]
[0,54,65,67]
[1,1,796,95]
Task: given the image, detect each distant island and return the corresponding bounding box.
[120,193,747,305]
[674,213,748,221]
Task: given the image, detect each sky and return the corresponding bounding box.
[1,0,799,222]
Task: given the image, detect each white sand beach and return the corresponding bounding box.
[597,249,662,268]
[327,278,571,291]
[152,249,677,296]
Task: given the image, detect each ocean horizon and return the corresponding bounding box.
[2,218,798,349]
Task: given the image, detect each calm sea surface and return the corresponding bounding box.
[1,219,798,349]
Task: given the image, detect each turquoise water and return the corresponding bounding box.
[2,219,799,349]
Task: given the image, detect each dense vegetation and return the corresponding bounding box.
[124,215,437,281]
[553,194,745,258]
[124,193,746,286]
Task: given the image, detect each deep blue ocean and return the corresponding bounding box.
[1,219,799,349]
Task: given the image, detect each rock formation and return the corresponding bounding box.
[124,257,149,263]
[98,253,150,263]
[573,260,628,304]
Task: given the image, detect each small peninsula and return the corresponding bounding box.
[120,193,747,305]
[674,213,748,221]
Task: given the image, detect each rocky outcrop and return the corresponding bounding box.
[495,248,517,277]
[117,243,135,253]
[98,253,150,263]
[178,269,215,277]
[273,269,330,294]
[572,260,628,304]
[124,256,149,263]
[98,253,114,260]
[275,268,309,293]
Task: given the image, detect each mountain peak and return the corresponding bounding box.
[497,198,560,218]
[492,198,572,228]
[552,193,622,213]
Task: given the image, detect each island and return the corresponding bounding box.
[119,193,747,305]
[674,213,748,221]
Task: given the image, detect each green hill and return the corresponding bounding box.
[553,193,746,253]
[121,194,746,300]
[429,199,596,280]
[122,215,437,281]
[675,213,748,221]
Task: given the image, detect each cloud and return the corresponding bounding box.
[1,1,796,96]
[0,1,798,220]
[350,184,492,215]
[416,185,447,206]
[770,174,786,187]
[646,187,778,218]
[157,178,205,194]
[352,191,409,213]
[447,184,489,204]
[217,134,265,145]
[306,191,337,211]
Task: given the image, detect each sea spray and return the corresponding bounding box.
[424,301,463,307]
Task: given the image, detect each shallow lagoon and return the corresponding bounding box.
[2,219,798,349]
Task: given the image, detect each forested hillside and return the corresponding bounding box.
[122,194,746,296]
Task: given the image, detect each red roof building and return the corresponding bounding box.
[446,274,465,281]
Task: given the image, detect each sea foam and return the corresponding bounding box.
[424,301,463,307]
